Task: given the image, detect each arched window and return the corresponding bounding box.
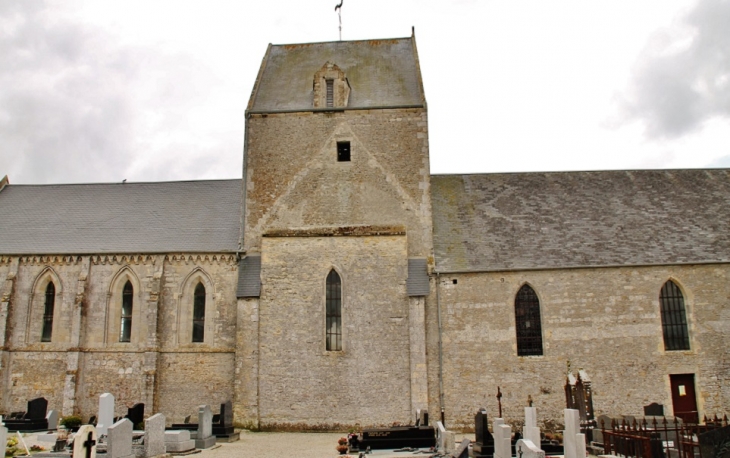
[192,283,206,343]
[326,270,342,351]
[120,281,133,342]
[515,284,543,356]
[41,282,55,342]
[660,280,690,351]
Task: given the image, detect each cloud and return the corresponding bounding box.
[619,0,730,139]
[0,1,231,184]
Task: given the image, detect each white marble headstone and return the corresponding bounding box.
[524,406,541,446]
[564,409,584,458]
[73,424,98,458]
[517,439,546,458]
[46,409,59,431]
[494,419,512,458]
[96,392,115,436]
[107,418,134,458]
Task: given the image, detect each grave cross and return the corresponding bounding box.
[528,395,533,407]
[83,431,96,458]
[496,387,503,418]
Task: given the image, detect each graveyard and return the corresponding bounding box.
[3,372,729,458]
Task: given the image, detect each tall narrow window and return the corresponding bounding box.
[120,281,133,343]
[660,280,690,351]
[41,282,55,342]
[192,283,206,343]
[515,284,543,356]
[326,270,342,351]
[326,79,334,108]
[337,141,351,162]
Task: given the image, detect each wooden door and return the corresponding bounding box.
[670,373,698,423]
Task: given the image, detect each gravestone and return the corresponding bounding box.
[699,424,730,458]
[473,408,495,458]
[3,397,48,431]
[564,409,587,458]
[494,418,512,458]
[165,430,196,453]
[644,403,664,417]
[436,421,455,454]
[47,409,59,431]
[107,418,134,458]
[125,403,144,429]
[420,409,430,427]
[73,424,98,458]
[524,406,541,446]
[517,439,546,458]
[195,405,216,449]
[143,413,166,458]
[0,416,7,456]
[453,438,470,458]
[214,400,239,441]
[97,393,115,436]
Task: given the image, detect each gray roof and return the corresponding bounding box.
[0,180,241,255]
[249,37,425,112]
[431,169,730,272]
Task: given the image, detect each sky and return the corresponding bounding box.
[1,0,729,185]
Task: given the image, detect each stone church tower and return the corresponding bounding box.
[236,34,434,426]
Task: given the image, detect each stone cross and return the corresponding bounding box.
[96,393,115,436]
[72,424,97,458]
[143,413,166,458]
[107,418,134,458]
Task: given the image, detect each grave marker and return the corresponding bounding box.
[165,430,196,453]
[72,424,98,458]
[107,418,134,458]
[195,405,216,449]
[46,409,59,431]
[517,439,546,458]
[144,413,166,458]
[0,416,7,456]
[97,393,115,436]
[494,418,512,458]
[453,438,471,458]
[473,408,495,458]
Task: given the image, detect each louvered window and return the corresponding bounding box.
[660,280,690,351]
[192,283,206,343]
[41,282,55,342]
[120,281,133,342]
[326,79,334,108]
[515,284,543,356]
[326,270,342,351]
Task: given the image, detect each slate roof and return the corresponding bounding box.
[248,36,425,112]
[431,169,730,272]
[0,180,241,255]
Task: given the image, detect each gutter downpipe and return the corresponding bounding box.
[436,272,445,425]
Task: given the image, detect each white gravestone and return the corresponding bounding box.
[73,424,98,458]
[436,421,455,454]
[564,409,587,458]
[96,393,115,436]
[46,409,59,431]
[107,418,134,458]
[195,405,216,449]
[0,416,7,456]
[165,430,196,452]
[517,439,546,458]
[144,413,167,458]
[494,419,512,458]
[524,407,541,446]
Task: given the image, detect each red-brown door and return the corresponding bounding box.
[670,374,699,423]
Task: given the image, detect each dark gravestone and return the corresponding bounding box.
[473,408,495,458]
[213,400,238,442]
[454,438,470,458]
[699,424,730,458]
[221,400,233,427]
[358,425,436,450]
[420,409,429,427]
[88,415,97,425]
[644,403,664,416]
[125,403,144,427]
[27,397,48,420]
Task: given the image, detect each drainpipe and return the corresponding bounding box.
[436,272,445,425]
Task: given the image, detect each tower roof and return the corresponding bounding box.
[248,36,426,113]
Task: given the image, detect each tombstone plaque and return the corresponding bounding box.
[195,405,216,449]
[107,418,134,458]
[46,410,59,431]
[644,403,664,417]
[474,408,495,458]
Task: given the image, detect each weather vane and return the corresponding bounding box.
[335,1,343,41]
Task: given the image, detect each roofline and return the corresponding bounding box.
[1,178,242,187]
[248,104,425,116]
[430,167,730,178]
[2,250,240,257]
[410,27,427,108]
[268,35,412,48]
[247,43,272,114]
[434,259,730,275]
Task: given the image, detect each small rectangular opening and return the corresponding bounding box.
[326,79,334,108]
[337,141,350,162]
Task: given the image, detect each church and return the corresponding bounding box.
[0,32,728,430]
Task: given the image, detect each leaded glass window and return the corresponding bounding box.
[660,280,690,351]
[120,281,133,343]
[515,284,543,356]
[41,282,55,342]
[326,270,342,351]
[192,283,206,343]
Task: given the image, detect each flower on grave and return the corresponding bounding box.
[338,437,348,445]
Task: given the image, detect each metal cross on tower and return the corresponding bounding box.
[335,1,343,41]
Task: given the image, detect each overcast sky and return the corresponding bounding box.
[1,0,729,184]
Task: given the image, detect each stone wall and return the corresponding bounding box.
[426,264,730,430]
[243,108,433,259]
[257,234,413,427]
[0,253,239,422]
